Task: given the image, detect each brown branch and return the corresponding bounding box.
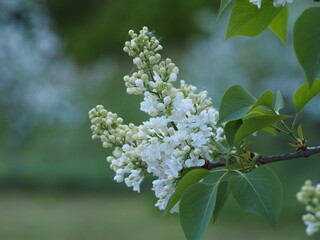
[203,146,320,170]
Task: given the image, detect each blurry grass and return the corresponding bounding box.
[0,192,310,240]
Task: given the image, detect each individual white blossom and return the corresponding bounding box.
[297,180,320,236]
[89,27,226,212]
[249,0,292,8]
[250,0,262,8]
[273,0,292,7]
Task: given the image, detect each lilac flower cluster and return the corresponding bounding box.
[89,27,224,212]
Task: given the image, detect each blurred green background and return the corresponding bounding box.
[1,0,320,239]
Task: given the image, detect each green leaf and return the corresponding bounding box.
[243,106,274,120]
[234,114,291,144]
[261,126,276,135]
[225,119,242,146]
[180,182,220,240]
[204,171,237,184]
[218,85,256,124]
[242,106,277,135]
[218,0,234,18]
[212,181,229,223]
[165,168,211,215]
[269,5,288,44]
[274,90,285,112]
[293,78,320,112]
[249,89,274,111]
[226,0,282,39]
[230,166,283,226]
[293,7,320,84]
[211,138,229,153]
[243,107,277,135]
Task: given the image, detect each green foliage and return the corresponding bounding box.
[218,0,234,18]
[178,166,283,239]
[218,85,256,124]
[234,113,291,144]
[249,89,274,111]
[293,78,320,112]
[297,124,304,140]
[224,120,242,146]
[274,90,285,112]
[243,107,277,135]
[243,106,275,120]
[219,85,290,145]
[226,0,283,39]
[179,180,223,240]
[230,166,283,226]
[165,168,212,214]
[211,181,229,223]
[269,5,288,45]
[293,7,320,85]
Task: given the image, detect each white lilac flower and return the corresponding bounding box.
[249,0,262,8]
[297,180,320,236]
[305,221,319,236]
[273,0,292,7]
[152,179,176,210]
[140,92,160,116]
[172,92,194,113]
[124,169,144,192]
[89,27,225,212]
[249,0,292,8]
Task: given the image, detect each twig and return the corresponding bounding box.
[203,146,320,170]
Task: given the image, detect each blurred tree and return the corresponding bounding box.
[45,0,218,63]
[0,0,154,192]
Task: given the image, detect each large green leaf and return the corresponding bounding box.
[180,182,220,240]
[218,0,234,18]
[243,106,274,120]
[249,89,274,111]
[212,181,229,223]
[261,125,277,135]
[226,0,282,39]
[224,119,242,146]
[293,78,320,112]
[274,90,285,112]
[218,85,256,124]
[269,5,288,44]
[234,114,291,144]
[165,168,211,215]
[230,166,283,226]
[294,7,320,84]
[242,106,277,135]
